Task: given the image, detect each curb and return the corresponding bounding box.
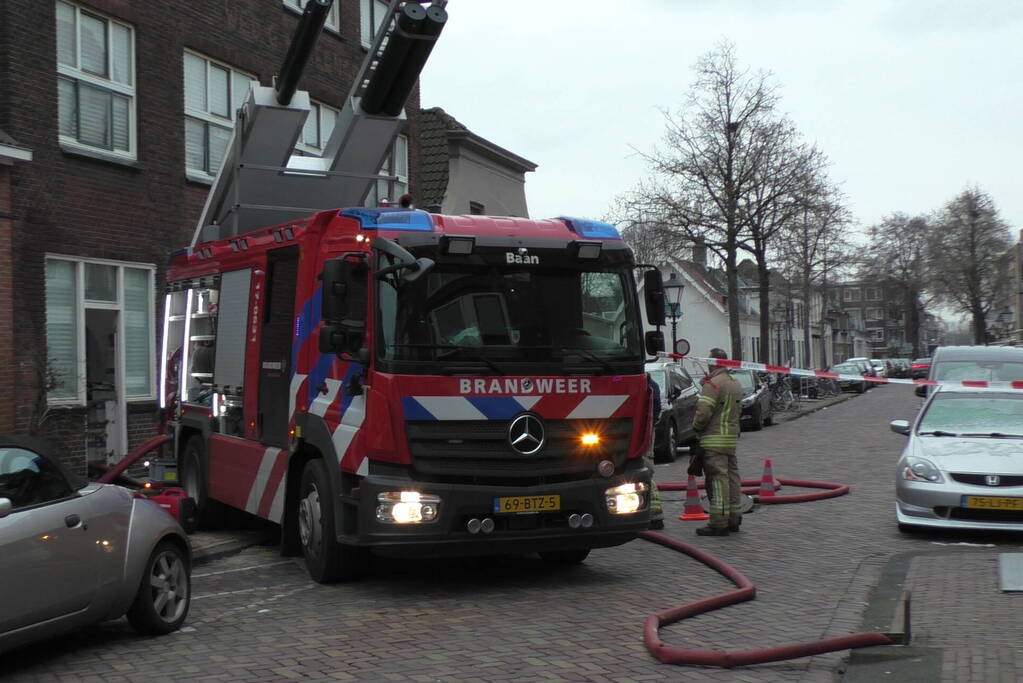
[774,391,855,423]
[190,529,274,566]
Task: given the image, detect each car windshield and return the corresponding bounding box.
[933,360,1023,382]
[731,371,755,392]
[377,262,643,370]
[832,364,859,373]
[647,370,667,396]
[917,393,1023,437]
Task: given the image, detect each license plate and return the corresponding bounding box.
[493,495,560,514]
[962,496,1023,511]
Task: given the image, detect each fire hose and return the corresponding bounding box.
[640,478,894,668]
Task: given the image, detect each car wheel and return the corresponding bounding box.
[858,382,866,394]
[539,548,590,565]
[179,435,226,530]
[126,541,191,635]
[298,459,367,583]
[749,405,763,431]
[662,422,678,463]
[763,405,773,426]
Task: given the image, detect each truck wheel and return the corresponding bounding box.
[298,459,367,583]
[179,435,225,529]
[126,541,191,635]
[539,549,590,565]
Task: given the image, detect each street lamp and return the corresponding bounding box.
[663,272,685,353]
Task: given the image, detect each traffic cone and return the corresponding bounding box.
[678,474,710,521]
[758,458,777,498]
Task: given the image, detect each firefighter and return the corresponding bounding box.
[644,372,664,529]
[692,348,742,536]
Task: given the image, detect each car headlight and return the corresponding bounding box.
[901,456,944,483]
[741,396,755,407]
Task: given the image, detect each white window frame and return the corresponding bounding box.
[361,0,390,47]
[844,288,861,302]
[865,287,882,301]
[365,134,409,206]
[183,50,256,182]
[56,0,137,160]
[45,255,157,406]
[868,328,885,342]
[866,307,884,322]
[296,99,340,156]
[284,0,340,33]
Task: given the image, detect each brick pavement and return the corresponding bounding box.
[3,385,1022,682]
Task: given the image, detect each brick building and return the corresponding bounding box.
[0,0,420,472]
[837,280,915,357]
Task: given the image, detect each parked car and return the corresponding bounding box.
[0,436,191,654]
[890,386,1023,532]
[731,369,774,431]
[845,357,877,387]
[916,345,1023,397]
[870,359,890,378]
[910,357,931,379]
[889,358,911,379]
[645,361,700,462]
[830,362,868,393]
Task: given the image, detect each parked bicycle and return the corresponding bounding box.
[769,375,797,412]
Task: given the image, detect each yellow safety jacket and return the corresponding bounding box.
[693,367,742,453]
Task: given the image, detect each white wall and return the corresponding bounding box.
[443,146,530,217]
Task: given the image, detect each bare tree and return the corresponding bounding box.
[859,214,933,356]
[623,41,781,359]
[929,188,1012,343]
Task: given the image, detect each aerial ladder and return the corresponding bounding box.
[193,0,448,246]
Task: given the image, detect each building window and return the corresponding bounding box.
[365,135,408,206]
[868,328,885,342]
[283,0,340,32]
[865,287,882,301]
[866,307,884,322]
[847,309,862,330]
[45,256,156,404]
[183,51,255,180]
[56,1,136,159]
[296,100,340,156]
[361,0,389,47]
[844,288,861,302]
[469,201,485,215]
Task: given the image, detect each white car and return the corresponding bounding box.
[890,386,1023,532]
[0,436,191,653]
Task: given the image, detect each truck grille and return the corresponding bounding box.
[405,418,633,485]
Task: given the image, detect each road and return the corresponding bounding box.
[4,384,1022,682]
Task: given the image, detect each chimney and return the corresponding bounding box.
[691,240,707,267]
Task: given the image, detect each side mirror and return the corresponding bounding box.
[645,329,665,355]
[643,270,666,326]
[0,497,11,519]
[889,419,911,435]
[914,385,927,398]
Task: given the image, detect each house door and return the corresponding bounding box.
[85,308,126,462]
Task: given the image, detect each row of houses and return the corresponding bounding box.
[0,0,536,471]
[645,243,943,369]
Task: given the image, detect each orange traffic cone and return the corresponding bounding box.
[758,458,777,498]
[678,474,710,521]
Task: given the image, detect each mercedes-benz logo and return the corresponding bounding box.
[508,413,545,455]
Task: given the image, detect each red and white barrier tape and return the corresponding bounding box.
[664,354,1023,390]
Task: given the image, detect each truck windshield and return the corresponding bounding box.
[377,264,643,371]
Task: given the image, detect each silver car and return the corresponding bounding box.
[0,436,191,653]
[890,387,1023,532]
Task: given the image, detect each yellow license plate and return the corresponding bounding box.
[493,495,561,514]
[963,496,1023,511]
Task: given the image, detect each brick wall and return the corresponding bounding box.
[0,165,13,434]
[1,0,421,467]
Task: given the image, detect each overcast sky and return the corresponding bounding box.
[420,0,1023,240]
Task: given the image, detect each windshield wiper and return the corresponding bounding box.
[388,343,507,375]
[960,432,1023,438]
[917,430,959,437]
[560,346,615,375]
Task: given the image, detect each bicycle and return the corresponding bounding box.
[769,376,796,412]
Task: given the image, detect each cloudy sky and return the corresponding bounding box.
[420,0,1023,239]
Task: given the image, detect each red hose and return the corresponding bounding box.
[640,531,893,667]
[659,477,849,503]
[96,434,171,484]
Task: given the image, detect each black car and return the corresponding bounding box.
[731,369,774,431]
[910,357,931,379]
[645,361,700,462]
[830,362,868,393]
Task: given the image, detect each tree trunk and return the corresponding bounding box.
[726,243,742,360]
[972,302,987,344]
[802,277,812,368]
[757,255,771,363]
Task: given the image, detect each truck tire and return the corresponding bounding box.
[126,541,191,635]
[539,548,590,565]
[298,459,367,583]
[179,435,226,529]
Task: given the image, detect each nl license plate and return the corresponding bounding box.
[493,495,561,515]
[962,496,1023,511]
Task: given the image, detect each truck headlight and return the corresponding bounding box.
[376,491,441,524]
[605,482,647,514]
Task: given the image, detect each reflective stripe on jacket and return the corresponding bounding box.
[693,367,741,453]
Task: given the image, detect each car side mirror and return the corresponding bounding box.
[914,385,927,398]
[0,497,11,519]
[645,329,665,355]
[889,419,911,436]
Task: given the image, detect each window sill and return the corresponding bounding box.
[185,171,215,187]
[60,142,141,170]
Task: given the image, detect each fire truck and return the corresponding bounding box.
[163,0,669,582]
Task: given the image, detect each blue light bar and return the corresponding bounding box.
[557,216,621,240]
[340,208,435,232]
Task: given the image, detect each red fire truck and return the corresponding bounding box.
[163,0,668,582]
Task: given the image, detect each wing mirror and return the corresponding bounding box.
[645,329,665,355]
[643,270,666,326]
[914,385,927,397]
[373,237,434,283]
[0,497,11,519]
[889,419,911,435]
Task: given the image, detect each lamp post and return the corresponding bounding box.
[998,306,1014,342]
[663,272,685,354]
[771,302,788,365]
